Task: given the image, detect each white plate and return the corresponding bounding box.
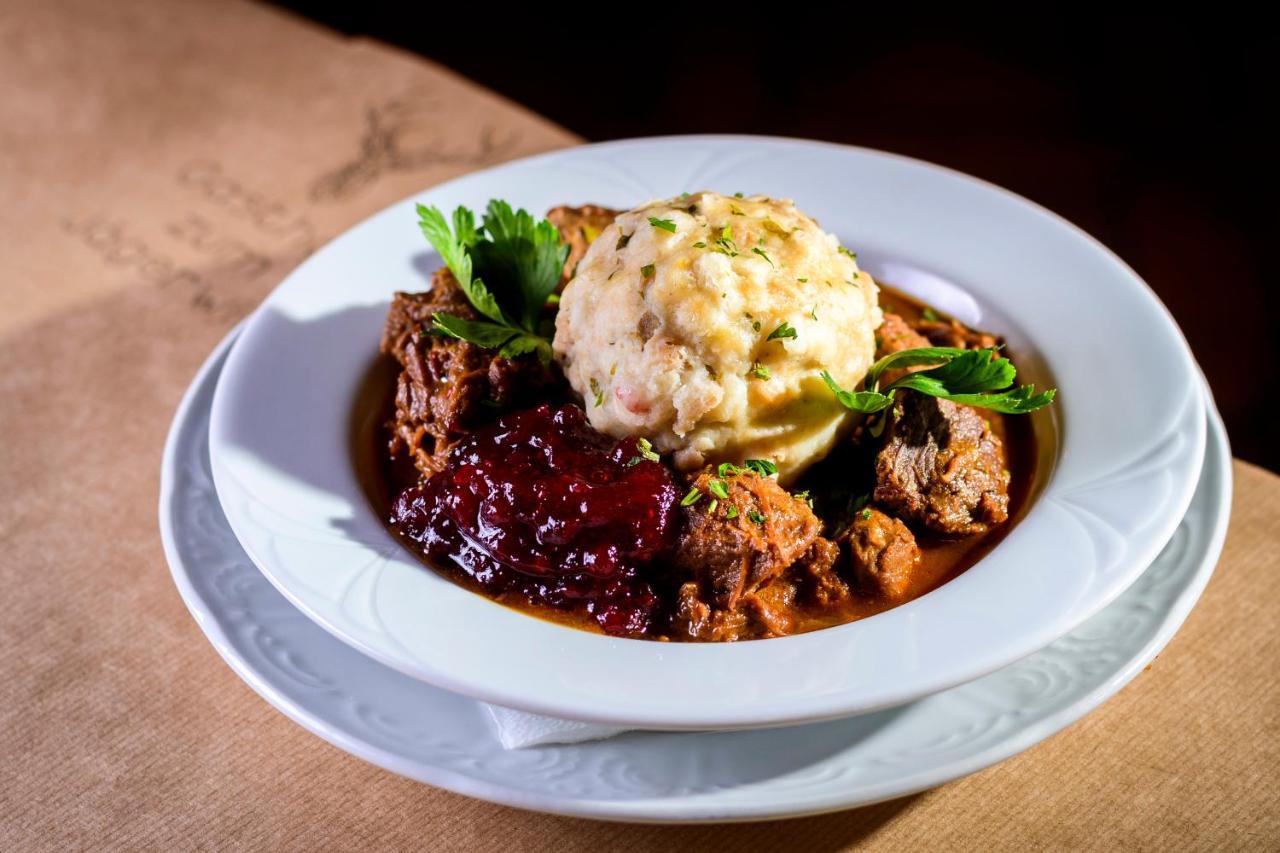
[208,136,1207,728]
[165,329,1229,823]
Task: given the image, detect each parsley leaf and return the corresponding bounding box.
[708,479,731,500]
[636,437,660,462]
[767,321,797,341]
[749,361,771,381]
[743,459,778,476]
[681,487,703,507]
[821,346,1056,415]
[752,246,775,267]
[417,200,569,364]
[648,216,677,233]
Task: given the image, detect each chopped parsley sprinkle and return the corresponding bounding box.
[729,204,745,216]
[809,306,818,321]
[860,507,873,521]
[692,241,707,248]
[922,307,941,322]
[708,479,731,500]
[762,218,792,238]
[679,191,690,200]
[748,510,767,526]
[641,263,656,280]
[648,216,677,233]
[751,246,775,267]
[725,505,739,519]
[734,192,745,198]
[707,498,719,513]
[627,438,665,466]
[680,487,702,507]
[839,246,858,261]
[616,233,631,250]
[744,459,778,476]
[717,462,743,477]
[797,277,809,283]
[749,361,771,380]
[794,490,814,508]
[767,321,797,341]
[850,493,870,513]
[589,377,604,407]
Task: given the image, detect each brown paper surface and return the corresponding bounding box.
[1,1,1277,849]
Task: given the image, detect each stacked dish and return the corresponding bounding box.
[160,136,1230,822]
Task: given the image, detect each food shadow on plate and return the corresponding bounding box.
[213,301,397,540]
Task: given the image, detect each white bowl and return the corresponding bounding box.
[208,136,1205,729]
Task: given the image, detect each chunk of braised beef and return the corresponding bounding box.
[874,312,933,385]
[545,204,620,287]
[390,404,679,636]
[914,317,1000,351]
[673,468,825,611]
[792,538,849,607]
[381,269,559,476]
[874,392,1010,536]
[838,507,922,600]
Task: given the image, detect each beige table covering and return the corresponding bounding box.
[2,1,1277,849]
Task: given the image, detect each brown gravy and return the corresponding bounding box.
[353,284,1039,638]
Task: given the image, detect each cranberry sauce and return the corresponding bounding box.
[390,404,680,636]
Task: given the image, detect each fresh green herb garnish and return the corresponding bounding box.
[625,436,661,467]
[809,306,818,321]
[681,487,702,507]
[747,510,766,526]
[417,201,568,364]
[820,346,1056,415]
[860,507,873,520]
[752,246,774,267]
[794,490,814,508]
[734,192,745,198]
[711,225,739,257]
[725,505,739,519]
[717,462,743,477]
[767,321,797,341]
[648,216,677,233]
[693,241,707,248]
[797,277,809,283]
[589,377,605,407]
[743,459,778,477]
[752,320,762,332]
[707,498,719,513]
[708,479,731,500]
[838,246,858,261]
[641,263,656,280]
[921,307,941,322]
[762,219,792,238]
[749,361,771,381]
[729,204,746,216]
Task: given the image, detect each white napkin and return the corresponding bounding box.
[484,704,629,749]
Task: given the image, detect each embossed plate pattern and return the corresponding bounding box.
[163,329,1230,823]
[206,137,1208,728]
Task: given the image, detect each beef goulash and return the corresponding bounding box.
[356,194,1055,640]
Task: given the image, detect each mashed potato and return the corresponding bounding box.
[553,192,881,482]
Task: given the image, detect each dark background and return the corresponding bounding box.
[275,6,1278,471]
